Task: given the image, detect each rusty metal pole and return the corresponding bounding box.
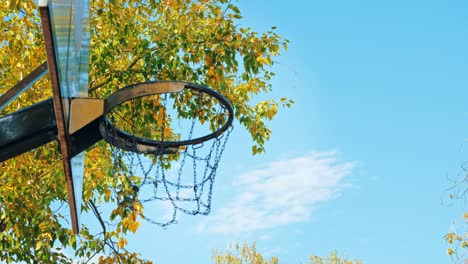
[39,3,80,234]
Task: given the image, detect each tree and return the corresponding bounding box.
[0,0,291,262]
[444,169,468,262]
[307,251,363,264]
[212,243,278,264]
[212,243,363,264]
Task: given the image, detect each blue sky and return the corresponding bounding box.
[122,1,468,263]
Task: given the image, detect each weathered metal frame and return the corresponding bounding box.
[0,97,102,163]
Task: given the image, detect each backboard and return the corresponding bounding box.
[39,0,90,234]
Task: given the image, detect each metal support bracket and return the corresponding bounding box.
[69,98,104,134]
[0,62,48,113]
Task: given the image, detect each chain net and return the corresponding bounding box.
[102,87,232,227]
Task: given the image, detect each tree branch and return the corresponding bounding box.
[89,46,158,93]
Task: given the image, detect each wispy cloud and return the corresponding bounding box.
[198,151,355,234]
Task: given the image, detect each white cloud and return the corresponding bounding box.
[259,234,271,241]
[198,150,355,234]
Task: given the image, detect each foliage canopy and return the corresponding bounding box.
[212,243,363,264]
[0,0,291,262]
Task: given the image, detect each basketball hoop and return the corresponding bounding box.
[99,80,234,227]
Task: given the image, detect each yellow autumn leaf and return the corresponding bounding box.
[35,241,43,251]
[117,237,127,249]
[445,233,455,244]
[43,232,52,241]
[163,126,171,138]
[128,220,141,233]
[105,189,111,199]
[462,241,468,248]
[447,247,455,256]
[133,201,143,213]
